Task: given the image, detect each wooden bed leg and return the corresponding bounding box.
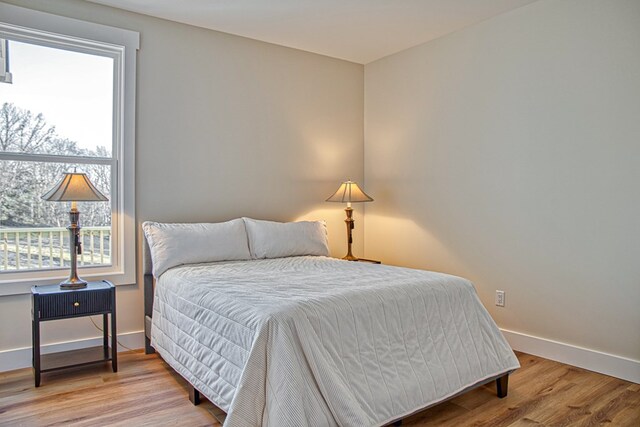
[496,374,509,398]
[189,385,201,405]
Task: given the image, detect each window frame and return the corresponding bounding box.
[0,3,139,295]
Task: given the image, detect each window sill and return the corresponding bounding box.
[0,270,135,296]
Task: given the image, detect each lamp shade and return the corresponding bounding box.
[41,172,108,202]
[326,180,373,204]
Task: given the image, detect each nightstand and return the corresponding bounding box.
[352,258,381,264]
[31,280,117,387]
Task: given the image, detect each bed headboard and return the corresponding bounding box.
[142,231,155,354]
[142,232,153,276]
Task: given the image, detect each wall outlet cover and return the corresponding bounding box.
[496,290,505,307]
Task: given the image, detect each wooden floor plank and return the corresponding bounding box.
[407,357,571,427]
[0,350,637,426]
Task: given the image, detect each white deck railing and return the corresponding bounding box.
[0,226,111,271]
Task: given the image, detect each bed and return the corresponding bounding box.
[142,218,519,427]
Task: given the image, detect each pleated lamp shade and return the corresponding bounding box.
[42,172,108,202]
[326,180,373,204]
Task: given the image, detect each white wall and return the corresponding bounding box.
[0,0,364,369]
[1,0,637,382]
[364,0,640,370]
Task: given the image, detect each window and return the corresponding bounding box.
[0,4,138,294]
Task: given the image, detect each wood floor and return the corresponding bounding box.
[0,351,638,426]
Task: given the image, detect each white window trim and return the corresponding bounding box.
[0,3,139,296]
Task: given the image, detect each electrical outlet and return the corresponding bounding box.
[495,290,505,307]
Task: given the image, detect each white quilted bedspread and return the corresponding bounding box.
[151,256,519,427]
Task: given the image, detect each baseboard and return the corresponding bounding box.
[4,327,637,383]
[0,330,144,373]
[501,328,640,384]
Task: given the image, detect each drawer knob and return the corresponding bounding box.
[74,302,80,307]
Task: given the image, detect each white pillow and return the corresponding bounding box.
[243,217,330,259]
[142,219,251,277]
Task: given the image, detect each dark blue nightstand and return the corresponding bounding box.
[31,280,117,386]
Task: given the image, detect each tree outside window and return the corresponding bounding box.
[0,40,113,272]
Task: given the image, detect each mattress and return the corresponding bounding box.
[151,256,519,427]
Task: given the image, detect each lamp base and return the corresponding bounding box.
[60,278,88,290]
[342,207,361,261]
[60,210,87,290]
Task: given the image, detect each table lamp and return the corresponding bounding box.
[42,171,108,289]
[326,180,373,261]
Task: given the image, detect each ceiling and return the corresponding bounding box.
[87,0,539,64]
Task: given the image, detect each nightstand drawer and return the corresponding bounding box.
[38,289,112,319]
